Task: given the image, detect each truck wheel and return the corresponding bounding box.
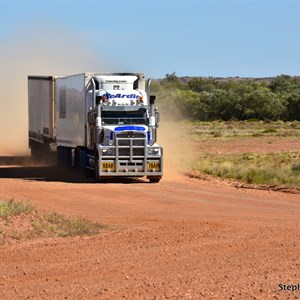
[147,176,161,183]
[94,158,101,182]
[79,149,88,177]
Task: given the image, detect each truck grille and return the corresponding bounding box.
[116,131,146,159]
[116,132,145,139]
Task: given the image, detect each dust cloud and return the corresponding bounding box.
[158,109,197,180]
[0,22,117,156]
[0,19,194,181]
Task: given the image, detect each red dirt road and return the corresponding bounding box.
[0,163,300,299]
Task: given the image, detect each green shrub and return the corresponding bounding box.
[153,74,300,121]
[263,128,277,133]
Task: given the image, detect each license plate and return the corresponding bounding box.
[102,162,115,171]
[147,162,160,171]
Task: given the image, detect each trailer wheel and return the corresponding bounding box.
[147,176,161,183]
[31,146,40,160]
[31,142,43,161]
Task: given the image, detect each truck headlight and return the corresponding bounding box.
[102,148,114,156]
[147,148,160,156]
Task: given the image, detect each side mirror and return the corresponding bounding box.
[150,95,156,105]
[96,95,102,105]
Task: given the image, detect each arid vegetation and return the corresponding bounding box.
[178,119,300,139]
[154,74,300,122]
[193,151,300,188]
[0,199,108,243]
[154,74,300,189]
[162,119,300,190]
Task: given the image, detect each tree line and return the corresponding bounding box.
[152,73,300,121]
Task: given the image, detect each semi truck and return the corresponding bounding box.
[28,73,163,183]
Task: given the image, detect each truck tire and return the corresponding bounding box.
[94,158,103,183]
[94,157,99,182]
[147,176,161,183]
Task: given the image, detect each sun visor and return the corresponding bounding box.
[101,106,146,112]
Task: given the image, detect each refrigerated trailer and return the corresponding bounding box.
[28,73,163,182]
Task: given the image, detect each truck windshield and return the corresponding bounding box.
[102,109,148,125]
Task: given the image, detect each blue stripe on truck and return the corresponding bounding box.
[114,126,145,132]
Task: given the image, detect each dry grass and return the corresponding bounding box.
[32,212,109,238]
[181,120,300,140]
[182,120,300,189]
[0,199,34,218]
[0,199,109,243]
[193,151,300,188]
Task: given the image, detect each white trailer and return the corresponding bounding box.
[28,76,57,157]
[28,73,163,183]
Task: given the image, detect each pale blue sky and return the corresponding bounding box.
[1,0,300,78]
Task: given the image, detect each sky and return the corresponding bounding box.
[0,0,299,153]
[0,0,300,78]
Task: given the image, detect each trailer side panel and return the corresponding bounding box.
[55,74,86,148]
[28,76,55,144]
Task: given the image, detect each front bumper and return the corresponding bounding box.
[97,145,163,177]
